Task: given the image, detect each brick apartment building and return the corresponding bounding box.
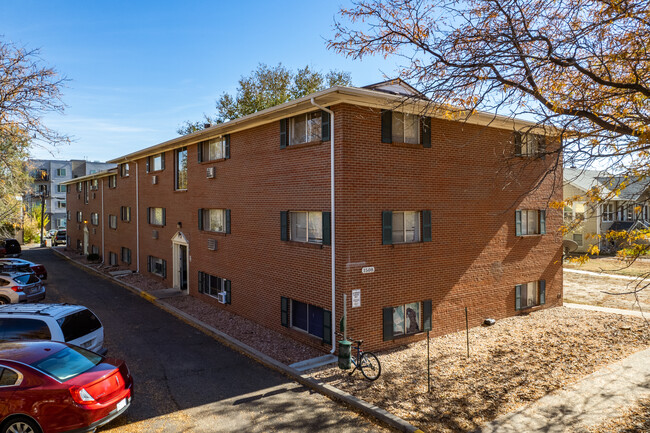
[62,80,563,352]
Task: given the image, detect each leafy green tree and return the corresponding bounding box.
[177,64,352,135]
[0,127,31,230]
[23,202,49,244]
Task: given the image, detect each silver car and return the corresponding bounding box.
[0,271,46,304]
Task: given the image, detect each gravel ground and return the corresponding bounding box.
[309,307,650,433]
[564,271,650,312]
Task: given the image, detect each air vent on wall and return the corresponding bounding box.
[207,238,217,251]
[152,230,159,239]
[152,175,158,185]
[206,167,215,179]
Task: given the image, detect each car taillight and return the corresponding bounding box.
[70,386,96,405]
[10,286,20,292]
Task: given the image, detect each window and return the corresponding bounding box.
[602,203,614,222]
[291,300,326,338]
[147,153,164,172]
[56,168,66,177]
[76,239,82,250]
[121,247,131,264]
[290,112,322,145]
[392,112,419,144]
[627,204,634,221]
[199,136,230,162]
[121,206,131,222]
[147,207,165,226]
[564,202,585,222]
[198,271,231,304]
[515,280,546,310]
[56,201,66,209]
[108,175,117,188]
[31,346,102,382]
[57,184,67,193]
[38,185,48,195]
[392,211,420,243]
[90,179,98,191]
[90,213,99,226]
[77,182,82,192]
[67,211,71,221]
[515,209,546,236]
[84,182,89,204]
[76,211,83,223]
[573,233,583,246]
[0,367,21,387]
[290,211,322,243]
[199,208,229,233]
[147,256,166,278]
[91,245,99,255]
[90,170,98,174]
[108,215,117,229]
[56,218,66,228]
[175,147,188,190]
[109,252,117,266]
[58,309,101,342]
[0,318,51,340]
[515,132,546,156]
[392,302,421,337]
[120,163,130,177]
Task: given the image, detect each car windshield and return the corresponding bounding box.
[13,274,39,285]
[31,346,102,381]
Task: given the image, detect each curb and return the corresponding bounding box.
[51,248,422,433]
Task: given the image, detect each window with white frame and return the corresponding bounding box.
[515,132,546,156]
[109,252,118,266]
[148,153,164,172]
[90,213,99,226]
[391,302,421,337]
[77,182,82,192]
[602,203,614,222]
[121,247,131,264]
[198,271,231,304]
[391,211,420,243]
[201,137,227,161]
[515,280,545,310]
[516,209,546,236]
[392,112,419,144]
[108,175,117,188]
[200,209,227,233]
[147,256,166,278]
[120,206,131,222]
[56,168,66,176]
[56,218,66,229]
[573,233,583,246]
[76,211,83,223]
[175,147,188,190]
[627,204,634,221]
[290,112,322,145]
[148,207,165,226]
[108,215,117,229]
[57,184,67,193]
[120,163,130,177]
[56,201,66,209]
[90,179,98,191]
[290,211,323,244]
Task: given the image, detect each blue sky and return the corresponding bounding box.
[1,1,398,162]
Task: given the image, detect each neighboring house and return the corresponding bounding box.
[26,159,115,231]
[563,167,650,253]
[62,80,563,352]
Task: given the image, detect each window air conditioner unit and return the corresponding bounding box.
[206,167,215,179]
[207,238,217,251]
[217,291,227,304]
[152,175,158,185]
[152,230,159,239]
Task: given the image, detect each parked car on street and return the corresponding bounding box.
[46,229,57,239]
[0,340,133,433]
[52,230,67,246]
[0,272,45,305]
[0,303,106,355]
[0,239,21,258]
[0,259,47,280]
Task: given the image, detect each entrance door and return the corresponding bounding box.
[83,226,89,255]
[179,244,188,290]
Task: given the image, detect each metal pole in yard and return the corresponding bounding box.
[465,307,470,358]
[427,330,431,393]
[343,294,347,341]
[40,191,45,247]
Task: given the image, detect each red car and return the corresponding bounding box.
[0,259,47,280]
[0,340,133,433]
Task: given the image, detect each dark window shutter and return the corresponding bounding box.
[383,307,394,341]
[322,211,331,245]
[127,249,131,264]
[515,284,522,310]
[381,110,392,143]
[147,256,152,272]
[321,111,330,141]
[147,207,151,224]
[323,309,332,344]
[146,157,150,173]
[161,153,166,170]
[280,119,288,148]
[198,271,204,293]
[198,209,204,231]
[382,211,393,245]
[225,209,231,234]
[225,134,231,159]
[197,141,203,163]
[421,116,431,148]
[162,208,166,226]
[515,210,522,236]
[281,296,288,327]
[281,211,288,241]
[162,259,167,278]
[539,280,546,305]
[514,132,522,156]
[422,210,432,242]
[120,206,124,221]
[422,300,432,331]
[225,279,231,304]
[539,210,546,234]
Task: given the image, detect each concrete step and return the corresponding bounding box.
[290,354,338,372]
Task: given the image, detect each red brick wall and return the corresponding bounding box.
[68,102,562,352]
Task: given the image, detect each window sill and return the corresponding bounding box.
[285,240,326,249]
[200,158,228,164]
[518,234,544,238]
[390,141,423,149]
[149,224,165,228]
[174,189,188,193]
[286,140,326,150]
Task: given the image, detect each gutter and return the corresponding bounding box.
[101,178,105,264]
[135,162,140,273]
[311,98,336,354]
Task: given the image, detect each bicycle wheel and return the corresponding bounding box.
[359,352,381,381]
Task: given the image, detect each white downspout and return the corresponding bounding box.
[311,98,336,353]
[135,161,140,273]
[101,178,105,263]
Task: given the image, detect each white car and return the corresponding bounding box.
[0,303,107,355]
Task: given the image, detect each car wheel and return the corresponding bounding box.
[0,297,9,305]
[1,417,42,433]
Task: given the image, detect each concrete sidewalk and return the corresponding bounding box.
[565,268,640,280]
[565,302,649,318]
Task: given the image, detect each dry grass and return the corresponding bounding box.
[564,271,650,312]
[310,307,650,433]
[564,256,650,278]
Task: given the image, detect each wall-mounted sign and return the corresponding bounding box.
[351,289,361,308]
[361,266,375,274]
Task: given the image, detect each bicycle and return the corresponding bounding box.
[348,338,381,381]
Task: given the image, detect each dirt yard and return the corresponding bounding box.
[564,270,650,312]
[564,256,650,277]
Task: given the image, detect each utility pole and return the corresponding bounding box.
[40,189,45,247]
